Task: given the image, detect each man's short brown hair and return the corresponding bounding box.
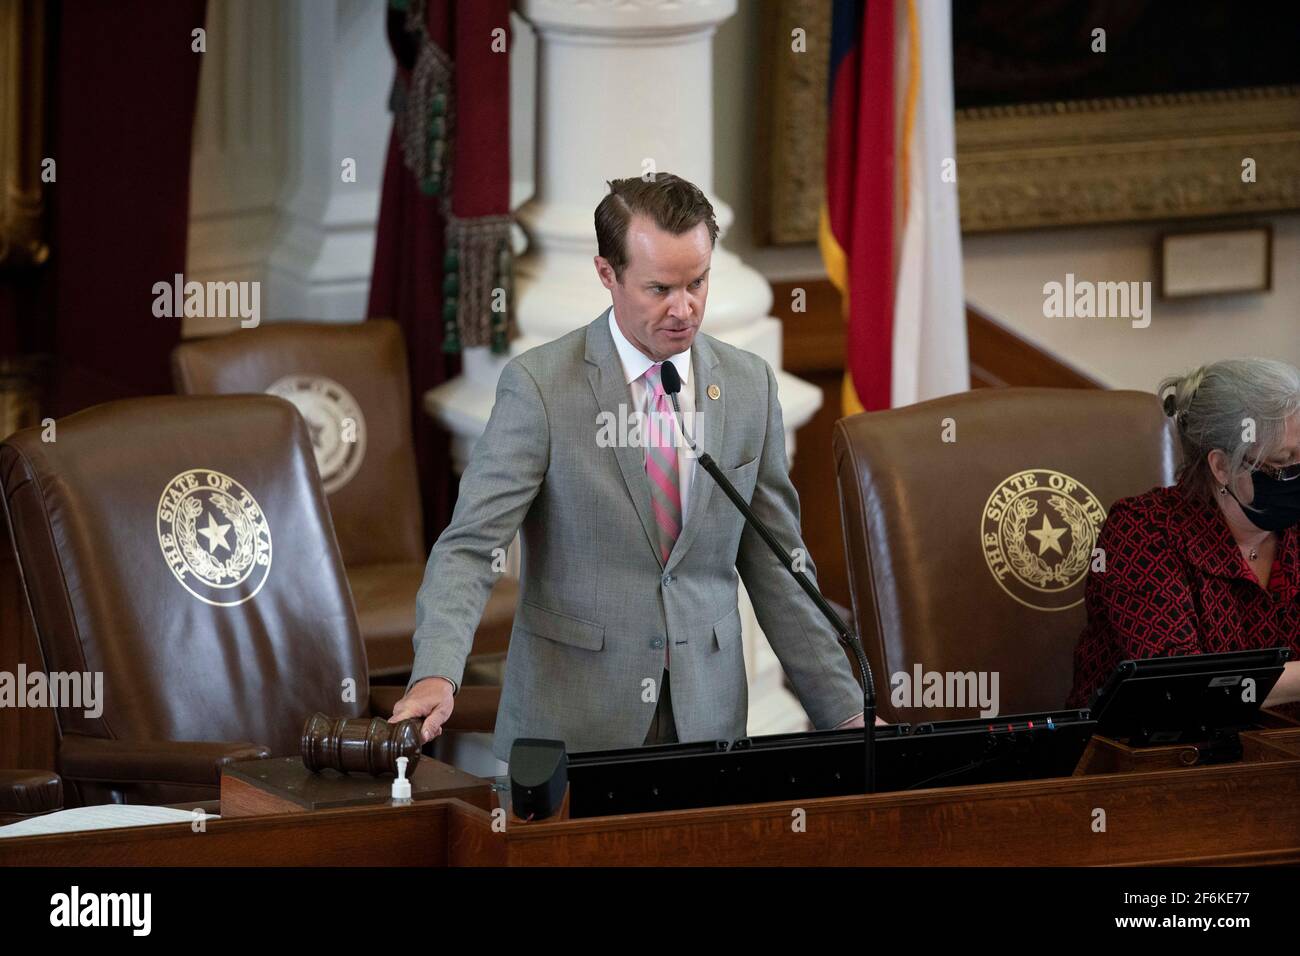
[594,173,719,282]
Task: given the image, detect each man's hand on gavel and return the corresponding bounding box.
[388,676,456,744]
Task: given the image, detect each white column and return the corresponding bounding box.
[265,0,391,321]
[428,0,822,736]
[189,0,391,328]
[186,0,286,338]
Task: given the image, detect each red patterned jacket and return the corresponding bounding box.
[1066,481,1300,708]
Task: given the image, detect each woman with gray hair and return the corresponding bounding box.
[1067,357,1300,709]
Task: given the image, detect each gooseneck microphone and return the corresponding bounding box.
[658,360,878,793]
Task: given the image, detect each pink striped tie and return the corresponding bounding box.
[643,363,682,564]
[644,363,680,668]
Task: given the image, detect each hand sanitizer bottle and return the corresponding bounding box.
[390,756,413,806]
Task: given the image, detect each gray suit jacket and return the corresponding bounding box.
[409,309,863,761]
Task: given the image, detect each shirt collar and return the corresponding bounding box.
[608,308,692,389]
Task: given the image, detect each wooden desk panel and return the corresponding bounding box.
[219,755,490,817]
[477,757,1300,866]
[0,800,468,867]
[4,731,1299,867]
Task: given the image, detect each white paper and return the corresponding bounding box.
[0,804,215,838]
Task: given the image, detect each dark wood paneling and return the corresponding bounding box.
[787,369,849,606]
[966,302,1103,389]
[770,278,847,373]
[772,280,852,608]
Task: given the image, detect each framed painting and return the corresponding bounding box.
[754,0,1300,240]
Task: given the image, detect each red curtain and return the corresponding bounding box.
[368,0,512,544]
[39,0,208,416]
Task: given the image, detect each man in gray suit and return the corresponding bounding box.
[390,173,865,760]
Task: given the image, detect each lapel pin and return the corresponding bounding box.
[707,384,721,401]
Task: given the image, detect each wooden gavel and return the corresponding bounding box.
[301,713,422,777]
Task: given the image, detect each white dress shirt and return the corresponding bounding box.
[608,308,696,523]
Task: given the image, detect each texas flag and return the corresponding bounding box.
[819,0,969,414]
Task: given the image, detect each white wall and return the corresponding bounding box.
[963,216,1300,390]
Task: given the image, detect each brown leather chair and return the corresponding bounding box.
[0,395,498,807]
[171,320,516,681]
[0,770,62,826]
[833,388,1176,724]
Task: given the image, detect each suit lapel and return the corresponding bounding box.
[665,334,723,574]
[585,309,666,569]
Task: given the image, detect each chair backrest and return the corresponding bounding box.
[832,387,1176,723]
[171,319,423,566]
[0,395,369,755]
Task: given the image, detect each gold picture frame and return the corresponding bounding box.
[0,0,49,271]
[753,0,1300,240]
[955,86,1300,233]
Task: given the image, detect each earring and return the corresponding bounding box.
[1219,486,1229,496]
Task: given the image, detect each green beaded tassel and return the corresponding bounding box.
[442,247,461,353]
[490,239,511,354]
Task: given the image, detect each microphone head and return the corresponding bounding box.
[659,361,682,396]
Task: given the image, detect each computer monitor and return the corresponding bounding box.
[1087,647,1291,746]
